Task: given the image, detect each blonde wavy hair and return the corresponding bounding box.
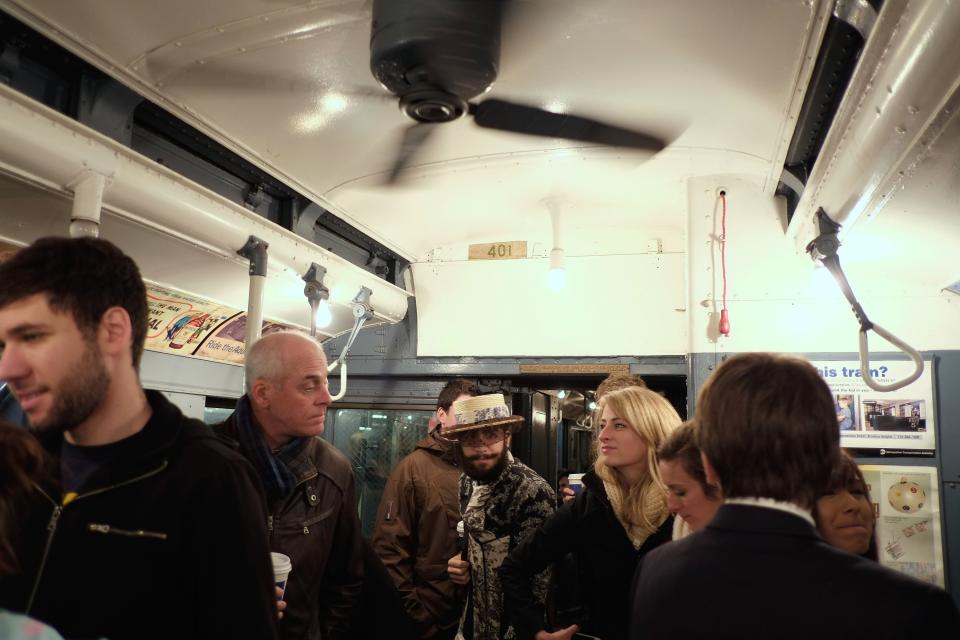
[594,387,682,545]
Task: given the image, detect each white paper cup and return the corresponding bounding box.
[271,552,292,600]
[568,473,585,495]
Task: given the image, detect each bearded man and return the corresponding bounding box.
[444,394,555,640]
[0,237,277,640]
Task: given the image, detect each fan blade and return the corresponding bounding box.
[472,99,666,151]
[386,122,437,184]
[341,83,396,103]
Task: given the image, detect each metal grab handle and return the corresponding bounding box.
[573,413,593,431]
[806,208,923,393]
[328,361,348,402]
[858,323,924,392]
[325,288,374,401]
[326,318,361,401]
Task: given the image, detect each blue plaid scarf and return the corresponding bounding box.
[234,396,307,500]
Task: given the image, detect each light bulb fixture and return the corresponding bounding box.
[588,400,597,411]
[315,298,333,329]
[557,389,567,399]
[302,262,331,336]
[544,197,567,292]
[547,248,566,291]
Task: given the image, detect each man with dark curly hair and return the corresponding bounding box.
[0,237,277,640]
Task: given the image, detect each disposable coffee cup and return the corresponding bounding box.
[568,473,585,495]
[271,552,292,601]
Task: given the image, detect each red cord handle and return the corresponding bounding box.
[719,191,730,336]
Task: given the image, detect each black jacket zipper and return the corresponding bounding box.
[26,460,169,613]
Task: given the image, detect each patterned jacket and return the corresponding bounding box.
[456,452,555,640]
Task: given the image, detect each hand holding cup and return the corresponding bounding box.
[447,553,471,585]
[271,552,292,601]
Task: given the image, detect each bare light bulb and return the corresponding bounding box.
[315,298,333,329]
[547,268,566,292]
[547,248,566,291]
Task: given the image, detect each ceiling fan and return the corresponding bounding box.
[369,0,667,183]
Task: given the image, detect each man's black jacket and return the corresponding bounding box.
[0,390,278,640]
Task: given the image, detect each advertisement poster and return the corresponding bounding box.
[859,465,945,588]
[145,284,303,365]
[194,315,297,365]
[808,359,935,455]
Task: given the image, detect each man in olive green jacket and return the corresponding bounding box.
[372,379,478,640]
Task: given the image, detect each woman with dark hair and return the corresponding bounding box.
[814,451,879,560]
[500,387,681,640]
[0,422,64,639]
[656,421,722,538]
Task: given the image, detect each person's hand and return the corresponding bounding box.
[561,487,576,504]
[535,624,580,640]
[275,587,287,619]
[447,553,471,585]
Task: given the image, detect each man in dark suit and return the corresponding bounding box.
[630,353,960,639]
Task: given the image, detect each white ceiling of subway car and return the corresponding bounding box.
[1,0,819,262]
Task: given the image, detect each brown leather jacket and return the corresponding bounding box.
[214,406,364,640]
[372,432,466,639]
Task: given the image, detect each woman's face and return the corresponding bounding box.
[816,480,875,556]
[598,405,648,478]
[658,460,720,532]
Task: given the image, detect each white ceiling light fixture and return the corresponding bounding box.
[548,248,566,292]
[314,297,332,329]
[545,197,567,292]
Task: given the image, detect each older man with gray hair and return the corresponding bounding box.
[213,331,364,640]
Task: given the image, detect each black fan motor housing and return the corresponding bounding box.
[370,0,501,101]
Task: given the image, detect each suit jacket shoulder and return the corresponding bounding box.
[631,505,960,639]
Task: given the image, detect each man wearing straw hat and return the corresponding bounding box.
[444,393,555,640]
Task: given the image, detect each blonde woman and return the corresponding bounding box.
[500,387,681,640]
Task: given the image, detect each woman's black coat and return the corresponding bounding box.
[499,471,673,640]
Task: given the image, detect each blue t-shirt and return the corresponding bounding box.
[838,405,853,431]
[60,431,145,501]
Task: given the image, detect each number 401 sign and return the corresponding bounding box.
[468,241,528,260]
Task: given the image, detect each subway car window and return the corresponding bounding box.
[203,406,235,426]
[202,397,239,426]
[329,408,434,535]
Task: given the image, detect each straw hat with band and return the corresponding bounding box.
[440,393,524,440]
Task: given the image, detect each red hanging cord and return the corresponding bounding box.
[719,191,731,336]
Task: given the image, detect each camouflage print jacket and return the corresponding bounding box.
[456,452,555,640]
